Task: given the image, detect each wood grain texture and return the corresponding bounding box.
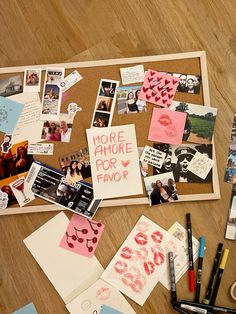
[0,1,236,313]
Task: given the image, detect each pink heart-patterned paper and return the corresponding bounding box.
[60,214,104,258]
[139,70,180,107]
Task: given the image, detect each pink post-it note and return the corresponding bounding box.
[139,70,179,107]
[148,108,187,145]
[60,214,104,258]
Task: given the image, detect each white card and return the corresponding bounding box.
[23,69,41,92]
[23,212,104,304]
[9,177,35,207]
[87,124,143,199]
[101,215,182,306]
[66,279,135,314]
[187,151,214,180]
[159,222,199,290]
[28,143,54,155]
[120,65,145,85]
[60,70,83,93]
[140,145,166,169]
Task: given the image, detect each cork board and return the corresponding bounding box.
[0,51,220,215]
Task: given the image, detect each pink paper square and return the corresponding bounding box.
[148,108,187,145]
[139,70,179,107]
[60,214,104,258]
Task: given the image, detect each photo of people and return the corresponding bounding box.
[171,144,212,183]
[99,81,117,98]
[41,118,73,143]
[59,147,91,180]
[1,134,12,153]
[173,73,201,94]
[42,84,60,115]
[0,141,33,181]
[153,144,173,175]
[24,69,40,86]
[144,172,178,206]
[92,111,110,127]
[0,75,23,97]
[117,85,147,114]
[224,114,236,183]
[170,101,217,144]
[96,96,113,112]
[225,184,236,240]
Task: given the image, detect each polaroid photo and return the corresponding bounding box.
[120,64,145,85]
[0,75,23,97]
[152,144,173,175]
[26,161,102,219]
[41,68,65,120]
[91,79,119,128]
[41,113,73,143]
[59,147,91,180]
[0,140,33,181]
[138,147,148,177]
[60,70,82,93]
[173,73,201,94]
[144,172,178,206]
[117,85,146,114]
[171,144,212,183]
[170,101,217,144]
[23,69,41,92]
[225,184,236,240]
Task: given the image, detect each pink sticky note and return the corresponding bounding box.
[60,214,104,258]
[139,70,179,107]
[148,108,187,145]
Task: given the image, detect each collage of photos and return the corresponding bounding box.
[117,85,147,114]
[41,68,65,119]
[41,114,73,143]
[59,147,91,184]
[144,171,178,206]
[91,79,119,128]
[170,101,217,143]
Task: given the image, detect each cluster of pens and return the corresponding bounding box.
[168,213,235,314]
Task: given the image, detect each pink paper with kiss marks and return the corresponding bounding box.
[139,70,179,107]
[148,108,187,145]
[60,214,104,258]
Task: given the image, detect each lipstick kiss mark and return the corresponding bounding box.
[121,160,130,167]
[158,114,172,126]
[134,232,148,245]
[144,261,155,275]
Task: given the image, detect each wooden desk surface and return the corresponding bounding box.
[0,1,236,313]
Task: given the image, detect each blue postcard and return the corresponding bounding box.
[12,302,37,314]
[0,96,24,133]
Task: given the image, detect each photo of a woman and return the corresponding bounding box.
[65,160,83,185]
[126,91,138,113]
[14,146,32,173]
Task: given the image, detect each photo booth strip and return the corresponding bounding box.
[91,79,119,128]
[40,68,65,121]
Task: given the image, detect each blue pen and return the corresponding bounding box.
[195,236,205,302]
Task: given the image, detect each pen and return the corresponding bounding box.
[195,236,205,302]
[209,248,229,306]
[186,213,195,292]
[203,242,223,304]
[180,299,236,313]
[168,252,177,304]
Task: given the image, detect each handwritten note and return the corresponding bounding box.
[120,65,145,85]
[140,145,166,169]
[87,124,143,199]
[139,70,179,107]
[187,151,214,179]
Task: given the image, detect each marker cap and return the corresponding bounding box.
[219,249,229,269]
[199,236,205,258]
[189,270,195,291]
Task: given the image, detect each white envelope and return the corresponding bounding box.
[23,212,104,304]
[66,279,135,314]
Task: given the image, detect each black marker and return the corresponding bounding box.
[186,213,195,291]
[203,242,223,304]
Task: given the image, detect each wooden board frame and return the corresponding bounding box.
[0,51,220,215]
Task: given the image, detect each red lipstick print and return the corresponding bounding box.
[120,246,133,259]
[134,232,148,245]
[114,260,128,274]
[135,247,149,261]
[121,272,134,287]
[165,125,177,137]
[96,287,111,300]
[131,279,144,293]
[153,252,165,266]
[151,231,163,243]
[144,261,155,275]
[158,114,172,126]
[136,221,150,233]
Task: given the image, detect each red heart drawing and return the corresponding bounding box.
[146,94,151,100]
[157,86,163,91]
[161,91,167,97]
[165,79,170,85]
[152,91,157,96]
[162,99,167,104]
[122,160,130,167]
[150,71,156,76]
[168,94,173,99]
[148,77,154,82]
[142,87,148,93]
[172,79,178,85]
[156,77,162,82]
[167,103,171,107]
[166,87,173,93]
[155,96,160,102]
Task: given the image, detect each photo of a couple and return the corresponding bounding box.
[117,85,147,114]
